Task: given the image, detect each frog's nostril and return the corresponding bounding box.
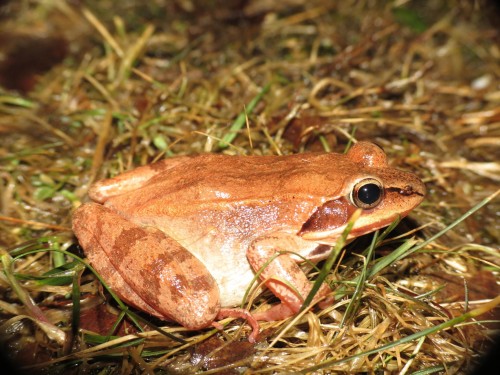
[401,184,423,196]
[386,182,425,199]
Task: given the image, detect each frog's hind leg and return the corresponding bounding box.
[72,202,220,330]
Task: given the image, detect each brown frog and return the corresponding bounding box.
[72,142,425,342]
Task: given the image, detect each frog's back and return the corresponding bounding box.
[99,151,375,228]
[138,152,352,203]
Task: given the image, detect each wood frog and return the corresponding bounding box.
[72,142,425,342]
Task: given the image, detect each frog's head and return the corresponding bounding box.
[299,142,426,244]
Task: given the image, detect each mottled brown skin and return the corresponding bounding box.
[72,142,425,341]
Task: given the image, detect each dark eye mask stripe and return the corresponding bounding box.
[386,185,425,197]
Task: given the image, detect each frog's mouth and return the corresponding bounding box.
[300,210,402,244]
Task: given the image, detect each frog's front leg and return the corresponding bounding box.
[73,202,220,330]
[247,234,332,321]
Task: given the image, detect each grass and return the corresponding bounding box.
[0,0,499,373]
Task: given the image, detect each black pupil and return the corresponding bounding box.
[357,183,381,205]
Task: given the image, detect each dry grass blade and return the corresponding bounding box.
[298,295,500,374]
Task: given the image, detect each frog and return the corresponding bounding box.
[72,141,425,342]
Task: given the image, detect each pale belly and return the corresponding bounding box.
[206,255,256,307]
[178,235,258,307]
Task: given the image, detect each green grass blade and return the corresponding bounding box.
[71,264,85,339]
[218,83,271,149]
[300,209,361,312]
[340,230,378,327]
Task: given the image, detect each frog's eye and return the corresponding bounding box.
[351,178,383,209]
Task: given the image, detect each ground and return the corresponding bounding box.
[0,1,499,374]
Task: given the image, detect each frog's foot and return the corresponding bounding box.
[214,308,260,343]
[318,294,334,309]
[252,303,294,321]
[253,291,334,322]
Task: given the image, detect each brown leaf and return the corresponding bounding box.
[190,335,255,373]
